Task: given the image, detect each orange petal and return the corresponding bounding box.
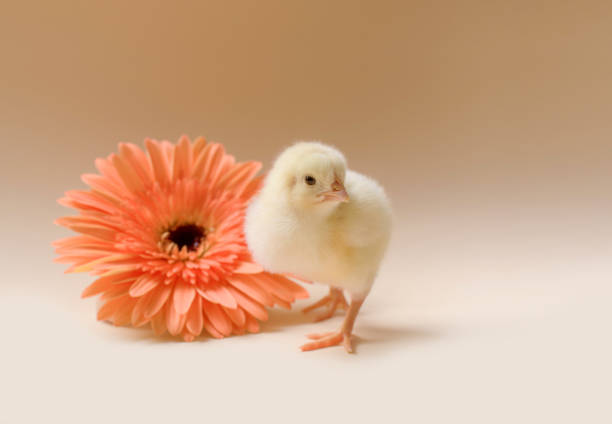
[113,297,137,326]
[202,313,224,339]
[54,248,113,262]
[100,282,132,300]
[263,273,310,300]
[81,269,141,298]
[270,294,291,310]
[185,296,204,336]
[172,135,192,181]
[52,235,111,250]
[192,136,207,157]
[131,290,155,327]
[145,138,171,188]
[69,254,135,273]
[225,286,268,321]
[81,174,124,201]
[246,273,295,303]
[144,284,172,318]
[223,306,246,327]
[202,300,232,336]
[173,281,196,314]
[238,174,264,200]
[119,142,153,185]
[245,314,260,333]
[233,262,264,274]
[151,307,167,335]
[198,142,225,183]
[197,283,237,309]
[99,282,132,300]
[226,275,273,307]
[111,153,145,193]
[166,301,187,336]
[129,275,159,297]
[64,224,117,242]
[97,294,129,321]
[95,156,123,185]
[216,161,261,193]
[60,190,118,214]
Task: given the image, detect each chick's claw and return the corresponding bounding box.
[300,331,353,353]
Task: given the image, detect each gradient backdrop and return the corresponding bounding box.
[1,1,610,423]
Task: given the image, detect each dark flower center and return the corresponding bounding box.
[167,224,206,251]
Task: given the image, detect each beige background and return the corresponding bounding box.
[1,1,610,423]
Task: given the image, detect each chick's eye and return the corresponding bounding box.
[304,175,316,185]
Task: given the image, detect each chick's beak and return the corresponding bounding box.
[321,178,349,203]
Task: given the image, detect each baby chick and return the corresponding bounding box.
[245,142,392,353]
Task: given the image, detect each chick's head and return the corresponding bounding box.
[268,142,349,216]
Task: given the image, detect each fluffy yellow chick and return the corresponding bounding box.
[245,142,392,352]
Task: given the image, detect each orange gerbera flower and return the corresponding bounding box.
[54,135,308,341]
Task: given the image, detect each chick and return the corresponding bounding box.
[245,142,392,352]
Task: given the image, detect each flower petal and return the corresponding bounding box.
[197,142,225,183]
[192,136,207,157]
[151,308,167,335]
[166,301,187,336]
[80,174,124,201]
[81,269,141,298]
[202,300,232,336]
[185,296,204,336]
[144,284,173,319]
[172,135,192,181]
[131,290,156,327]
[69,254,135,273]
[119,142,153,186]
[145,138,171,188]
[173,282,196,314]
[197,283,238,309]
[64,224,117,242]
[233,262,264,274]
[129,275,159,297]
[223,306,246,327]
[202,313,224,339]
[216,161,261,192]
[238,174,264,200]
[245,314,260,333]
[111,153,145,193]
[97,294,130,321]
[113,297,137,326]
[270,294,291,310]
[225,286,268,321]
[256,273,310,301]
[226,275,273,307]
[59,190,118,214]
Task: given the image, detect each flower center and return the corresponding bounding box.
[167,224,206,251]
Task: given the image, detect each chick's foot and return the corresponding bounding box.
[300,331,353,353]
[300,296,364,353]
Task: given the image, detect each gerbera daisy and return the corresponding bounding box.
[54,135,308,341]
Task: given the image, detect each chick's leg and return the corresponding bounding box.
[302,287,348,322]
[300,295,365,353]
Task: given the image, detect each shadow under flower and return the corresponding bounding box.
[259,307,317,332]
